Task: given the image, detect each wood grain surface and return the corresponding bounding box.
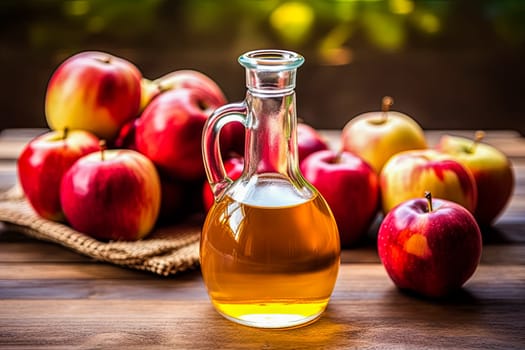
[1,129,524,349]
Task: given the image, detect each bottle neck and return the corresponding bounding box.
[243,90,299,178]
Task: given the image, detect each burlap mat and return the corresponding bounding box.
[0,185,201,276]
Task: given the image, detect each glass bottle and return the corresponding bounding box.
[201,49,340,329]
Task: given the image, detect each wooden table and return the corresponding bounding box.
[1,129,524,349]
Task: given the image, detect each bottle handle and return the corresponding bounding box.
[202,102,247,200]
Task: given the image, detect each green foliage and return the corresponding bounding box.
[1,0,524,54]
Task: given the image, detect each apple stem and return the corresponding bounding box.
[424,191,433,213]
[62,127,69,140]
[381,96,394,123]
[157,81,168,93]
[99,140,107,161]
[469,130,485,153]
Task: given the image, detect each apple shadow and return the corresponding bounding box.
[395,285,481,306]
[374,284,525,347]
[373,287,483,345]
[479,223,525,244]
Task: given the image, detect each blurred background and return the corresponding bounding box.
[0,0,524,134]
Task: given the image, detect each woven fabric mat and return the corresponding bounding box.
[0,185,201,276]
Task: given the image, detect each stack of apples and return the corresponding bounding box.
[17,50,242,241]
[337,96,514,297]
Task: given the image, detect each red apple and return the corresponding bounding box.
[17,129,100,221]
[378,192,482,297]
[154,69,243,155]
[300,150,379,247]
[134,88,224,181]
[202,155,244,212]
[436,131,515,225]
[380,149,478,214]
[45,51,142,140]
[341,96,427,174]
[297,123,329,163]
[60,146,161,241]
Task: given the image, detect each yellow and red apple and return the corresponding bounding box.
[60,147,161,241]
[380,149,478,214]
[154,70,226,101]
[341,96,427,174]
[17,129,100,221]
[45,51,142,140]
[378,193,482,297]
[139,69,228,113]
[437,132,515,225]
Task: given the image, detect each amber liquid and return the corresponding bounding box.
[201,180,340,328]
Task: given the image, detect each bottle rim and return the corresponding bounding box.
[239,49,304,71]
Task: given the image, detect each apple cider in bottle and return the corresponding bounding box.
[201,50,340,329]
